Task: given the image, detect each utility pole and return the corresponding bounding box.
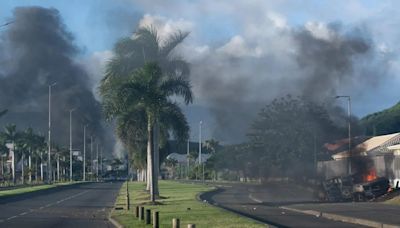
[69,108,75,182]
[96,142,99,182]
[335,95,352,175]
[199,121,204,182]
[90,136,93,180]
[187,139,190,180]
[83,125,87,181]
[48,82,57,183]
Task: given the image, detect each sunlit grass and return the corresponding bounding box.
[112,180,265,228]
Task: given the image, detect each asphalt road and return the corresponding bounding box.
[0,181,123,228]
[201,182,366,228]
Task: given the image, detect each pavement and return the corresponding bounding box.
[200,182,400,228]
[0,181,123,228]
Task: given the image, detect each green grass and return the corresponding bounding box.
[112,181,265,228]
[0,181,84,197]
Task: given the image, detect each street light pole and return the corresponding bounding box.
[83,124,87,181]
[69,108,76,182]
[336,95,352,175]
[48,82,57,183]
[187,139,190,180]
[96,142,99,182]
[199,121,204,182]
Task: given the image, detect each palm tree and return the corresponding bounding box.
[2,124,18,183]
[101,63,192,202]
[100,26,192,197]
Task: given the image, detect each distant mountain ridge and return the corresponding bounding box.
[361,101,400,136]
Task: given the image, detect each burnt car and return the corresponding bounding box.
[353,177,390,201]
[322,176,390,202]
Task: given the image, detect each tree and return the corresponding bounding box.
[248,95,345,180]
[2,124,20,183]
[101,63,192,202]
[100,26,191,195]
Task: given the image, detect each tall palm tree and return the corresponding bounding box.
[101,63,192,202]
[2,124,18,183]
[100,25,192,194]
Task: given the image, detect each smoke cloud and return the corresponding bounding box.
[186,22,389,143]
[0,7,113,153]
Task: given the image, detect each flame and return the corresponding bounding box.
[364,169,377,182]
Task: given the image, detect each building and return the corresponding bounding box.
[318,133,400,188]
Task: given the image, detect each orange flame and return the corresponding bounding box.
[364,169,377,182]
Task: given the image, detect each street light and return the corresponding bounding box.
[48,82,57,183]
[335,95,352,175]
[199,121,205,182]
[83,124,88,181]
[69,108,76,182]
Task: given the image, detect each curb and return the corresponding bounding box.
[198,187,276,228]
[280,206,399,228]
[108,215,123,228]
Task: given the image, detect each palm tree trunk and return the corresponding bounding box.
[11,143,15,184]
[147,117,155,202]
[40,152,43,181]
[153,120,159,195]
[29,148,32,184]
[21,154,25,185]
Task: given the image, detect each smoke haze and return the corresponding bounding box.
[0,7,113,153]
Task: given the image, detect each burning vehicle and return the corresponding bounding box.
[318,133,400,201]
[322,174,390,202]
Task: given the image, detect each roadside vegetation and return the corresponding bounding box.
[112,181,265,228]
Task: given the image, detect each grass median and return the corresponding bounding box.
[112,181,265,228]
[0,181,84,198]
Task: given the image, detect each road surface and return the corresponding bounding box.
[201,182,367,228]
[0,181,122,228]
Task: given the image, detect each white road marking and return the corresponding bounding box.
[6,216,17,220]
[3,190,91,222]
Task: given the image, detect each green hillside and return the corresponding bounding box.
[361,102,400,136]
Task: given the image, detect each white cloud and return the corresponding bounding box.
[305,21,336,41]
[138,14,194,45]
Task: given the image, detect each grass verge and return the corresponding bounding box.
[111,180,266,228]
[0,181,84,197]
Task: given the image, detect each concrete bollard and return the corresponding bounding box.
[139,206,144,220]
[172,218,180,228]
[126,193,130,210]
[153,211,159,228]
[145,209,151,224]
[135,206,139,218]
[188,224,196,228]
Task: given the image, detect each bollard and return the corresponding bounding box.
[145,209,151,224]
[126,193,130,210]
[153,211,159,228]
[188,224,196,228]
[172,218,180,228]
[135,206,139,218]
[139,206,144,220]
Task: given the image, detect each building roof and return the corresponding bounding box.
[331,133,400,160]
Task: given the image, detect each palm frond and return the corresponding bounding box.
[160,76,193,104]
[160,31,189,58]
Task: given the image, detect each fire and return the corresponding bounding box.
[364,169,377,182]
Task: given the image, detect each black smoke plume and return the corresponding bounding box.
[192,23,386,143]
[0,7,112,153]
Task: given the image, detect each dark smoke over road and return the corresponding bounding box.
[0,7,112,152]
